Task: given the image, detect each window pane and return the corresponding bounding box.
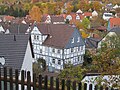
[58,60,61,65]
[52,59,55,63]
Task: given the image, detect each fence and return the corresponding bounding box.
[0,67,115,90]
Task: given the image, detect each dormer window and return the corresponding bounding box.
[72,38,74,43]
[77,37,80,42]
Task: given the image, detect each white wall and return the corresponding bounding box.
[19,41,33,81]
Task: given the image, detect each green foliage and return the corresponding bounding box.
[91,35,120,74]
[33,58,46,77]
[58,64,86,82]
[81,18,91,29]
[83,50,92,66]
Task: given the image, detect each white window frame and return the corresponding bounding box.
[71,38,74,43]
[77,37,80,42]
[52,48,55,53]
[52,59,55,64]
[58,60,61,65]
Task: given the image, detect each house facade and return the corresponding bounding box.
[107,18,120,31]
[0,34,34,80]
[98,27,120,49]
[81,73,119,90]
[31,24,85,71]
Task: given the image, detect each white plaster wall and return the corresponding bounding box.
[81,75,119,90]
[19,41,33,81]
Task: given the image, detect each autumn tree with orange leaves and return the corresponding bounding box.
[29,5,42,22]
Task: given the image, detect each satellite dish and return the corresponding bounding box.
[0,57,5,65]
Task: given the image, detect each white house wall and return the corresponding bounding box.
[19,41,33,81]
[31,26,85,70]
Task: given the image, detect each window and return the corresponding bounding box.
[37,35,39,40]
[52,48,55,53]
[57,49,60,54]
[78,47,80,51]
[81,46,83,51]
[77,37,80,42]
[58,60,61,65]
[71,48,73,53]
[40,49,42,53]
[34,35,36,39]
[76,47,78,51]
[52,59,55,64]
[71,38,74,43]
[78,56,81,61]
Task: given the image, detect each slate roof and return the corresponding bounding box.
[0,23,30,34]
[110,27,120,35]
[35,24,76,49]
[85,37,100,49]
[0,34,31,73]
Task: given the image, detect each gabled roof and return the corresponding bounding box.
[7,23,30,34]
[109,18,120,28]
[85,37,100,49]
[83,12,92,17]
[110,27,120,35]
[41,15,64,23]
[3,15,15,22]
[0,34,31,72]
[35,24,75,49]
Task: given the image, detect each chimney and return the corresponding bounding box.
[14,35,16,41]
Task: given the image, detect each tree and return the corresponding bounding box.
[92,1,102,11]
[81,18,91,29]
[29,5,42,22]
[65,2,74,14]
[90,35,120,74]
[88,36,120,89]
[33,58,46,78]
[58,64,86,82]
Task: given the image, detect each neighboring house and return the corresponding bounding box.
[107,18,120,31]
[0,34,34,80]
[76,9,83,14]
[96,26,107,32]
[98,27,120,49]
[82,12,92,19]
[115,13,120,18]
[81,73,119,90]
[85,37,101,54]
[92,10,98,17]
[3,15,15,22]
[41,15,65,24]
[102,12,113,21]
[62,13,85,24]
[31,24,85,71]
[0,23,31,34]
[113,4,119,9]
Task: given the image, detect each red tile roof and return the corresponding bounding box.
[109,18,120,28]
[97,26,107,31]
[83,12,92,17]
[4,15,15,21]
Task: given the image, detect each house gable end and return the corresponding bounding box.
[31,26,42,35]
[65,29,85,49]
